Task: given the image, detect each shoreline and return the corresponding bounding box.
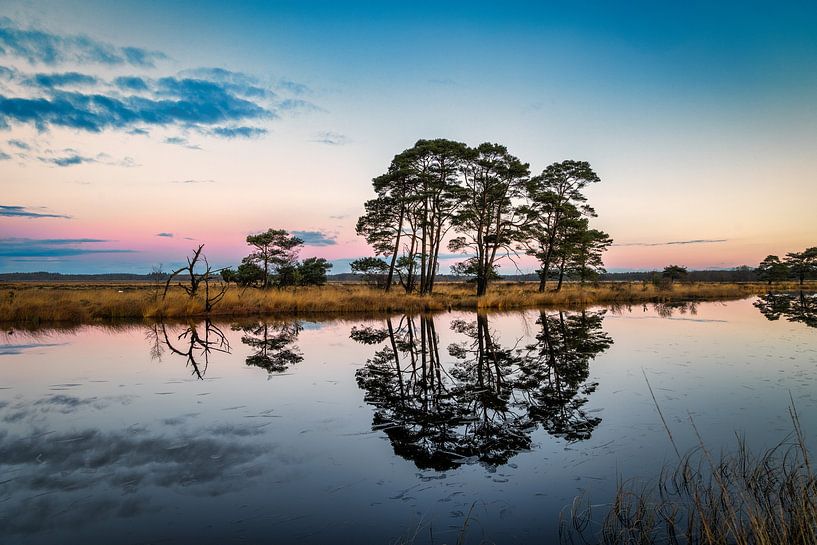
[2,281,814,327]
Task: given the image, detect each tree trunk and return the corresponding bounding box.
[555,256,566,292]
[476,275,487,297]
[385,206,404,292]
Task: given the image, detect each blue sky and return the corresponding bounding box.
[1,1,816,273]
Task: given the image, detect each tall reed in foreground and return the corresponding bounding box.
[561,404,817,545]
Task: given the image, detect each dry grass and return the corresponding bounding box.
[1,280,814,326]
[561,405,817,545]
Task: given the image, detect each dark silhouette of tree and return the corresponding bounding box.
[754,292,817,328]
[662,265,688,284]
[756,255,790,286]
[297,257,332,286]
[351,311,612,470]
[148,320,231,379]
[521,161,602,292]
[517,310,612,441]
[245,229,303,289]
[233,321,304,373]
[232,260,266,287]
[350,257,390,288]
[784,248,817,286]
[563,220,613,286]
[653,301,698,318]
[449,143,530,296]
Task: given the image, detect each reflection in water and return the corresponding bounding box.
[352,311,612,470]
[519,310,613,441]
[232,321,303,374]
[652,301,698,318]
[0,398,271,539]
[754,292,817,328]
[147,320,231,379]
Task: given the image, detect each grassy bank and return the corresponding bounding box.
[1,280,814,325]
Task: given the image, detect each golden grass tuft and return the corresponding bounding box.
[1,280,814,326]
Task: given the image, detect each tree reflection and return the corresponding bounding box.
[754,292,817,328]
[232,321,304,373]
[351,311,612,470]
[146,320,231,379]
[653,301,698,318]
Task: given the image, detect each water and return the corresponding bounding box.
[1,295,815,544]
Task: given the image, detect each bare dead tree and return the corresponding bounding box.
[162,244,228,313]
[163,244,205,298]
[202,254,228,313]
[159,320,231,379]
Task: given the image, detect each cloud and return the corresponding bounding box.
[0,16,167,67]
[292,230,337,246]
[0,78,272,134]
[26,72,98,88]
[276,78,310,95]
[180,67,272,99]
[0,150,9,160]
[0,238,135,257]
[279,98,323,112]
[156,232,173,238]
[113,76,149,91]
[613,239,728,247]
[171,179,215,184]
[0,343,64,355]
[209,126,267,138]
[311,131,350,145]
[39,153,96,166]
[7,139,29,150]
[0,205,70,218]
[162,136,201,150]
[0,18,320,158]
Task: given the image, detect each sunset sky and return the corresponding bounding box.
[1,1,816,274]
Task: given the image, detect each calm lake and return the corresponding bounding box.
[1,295,815,544]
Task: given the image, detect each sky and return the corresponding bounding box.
[1,0,816,274]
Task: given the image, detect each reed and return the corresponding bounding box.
[1,281,813,326]
[561,405,817,545]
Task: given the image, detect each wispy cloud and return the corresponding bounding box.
[0,205,70,219]
[0,150,10,160]
[0,16,166,67]
[113,76,149,91]
[39,153,96,167]
[7,139,29,150]
[276,78,310,95]
[0,78,272,134]
[26,72,98,88]
[0,17,319,159]
[162,136,201,150]
[311,131,350,145]
[613,239,728,247]
[0,238,135,257]
[171,179,215,184]
[279,98,324,113]
[292,230,337,246]
[209,126,267,138]
[156,232,174,238]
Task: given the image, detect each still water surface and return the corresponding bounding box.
[1,295,815,544]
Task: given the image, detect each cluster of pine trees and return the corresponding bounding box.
[221,229,332,288]
[756,248,817,286]
[353,139,612,296]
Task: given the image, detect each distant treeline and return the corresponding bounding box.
[0,268,775,284]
